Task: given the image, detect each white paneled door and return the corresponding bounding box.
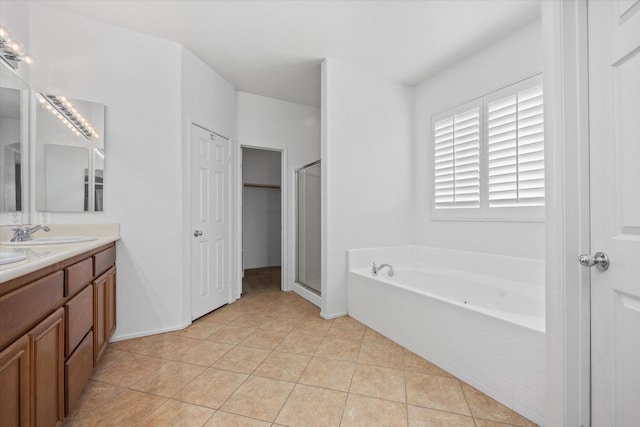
[588,1,640,425]
[191,124,231,320]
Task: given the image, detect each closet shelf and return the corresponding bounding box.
[243,183,281,189]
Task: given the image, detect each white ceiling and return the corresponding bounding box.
[34,0,541,108]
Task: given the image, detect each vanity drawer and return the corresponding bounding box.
[65,330,93,415]
[0,271,64,351]
[65,285,93,358]
[93,246,115,277]
[65,258,93,297]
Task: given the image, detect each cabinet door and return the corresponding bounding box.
[0,335,30,427]
[94,267,116,365]
[93,274,106,365]
[29,308,65,427]
[105,267,117,342]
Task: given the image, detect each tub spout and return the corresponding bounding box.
[372,263,394,277]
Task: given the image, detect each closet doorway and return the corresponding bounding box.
[241,147,283,295]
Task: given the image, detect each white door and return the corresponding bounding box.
[191,124,231,320]
[588,1,640,425]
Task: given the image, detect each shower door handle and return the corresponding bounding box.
[578,251,610,271]
[193,230,203,237]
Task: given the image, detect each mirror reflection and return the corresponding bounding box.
[0,63,27,214]
[35,94,105,212]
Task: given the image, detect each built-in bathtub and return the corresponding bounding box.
[347,246,545,425]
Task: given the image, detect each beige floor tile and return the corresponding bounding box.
[91,353,168,387]
[461,384,537,427]
[136,399,215,427]
[341,394,407,427]
[276,333,323,355]
[139,334,203,361]
[253,351,311,382]
[129,361,205,397]
[259,317,296,333]
[108,334,163,354]
[239,329,288,350]
[349,364,406,403]
[406,373,470,416]
[408,405,475,427]
[363,334,404,351]
[212,346,271,374]
[270,306,312,319]
[404,350,452,377]
[230,314,271,328]
[357,342,405,369]
[275,384,347,427]
[332,316,364,329]
[326,325,366,342]
[199,308,244,324]
[169,321,223,340]
[220,376,294,422]
[179,341,234,366]
[363,327,386,339]
[66,389,166,427]
[315,337,362,361]
[173,368,248,409]
[203,411,271,426]
[206,325,257,345]
[291,319,333,337]
[298,357,356,392]
[66,380,125,418]
[474,419,531,427]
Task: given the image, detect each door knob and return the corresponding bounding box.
[578,251,610,271]
[193,230,203,237]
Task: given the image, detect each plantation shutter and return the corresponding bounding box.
[487,83,544,207]
[434,106,480,209]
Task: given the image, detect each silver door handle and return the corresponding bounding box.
[193,230,203,237]
[578,251,610,271]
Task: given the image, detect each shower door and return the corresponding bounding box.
[296,161,321,295]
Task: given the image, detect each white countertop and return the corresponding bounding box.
[0,224,120,283]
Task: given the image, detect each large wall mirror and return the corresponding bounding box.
[0,61,28,218]
[35,93,105,212]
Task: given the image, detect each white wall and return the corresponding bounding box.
[413,20,544,259]
[235,92,321,293]
[28,4,188,340]
[242,148,282,269]
[322,58,414,317]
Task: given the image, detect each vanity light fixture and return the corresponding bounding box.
[0,25,33,69]
[94,147,105,159]
[37,93,100,140]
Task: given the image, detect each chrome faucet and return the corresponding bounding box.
[372,263,394,277]
[11,225,51,242]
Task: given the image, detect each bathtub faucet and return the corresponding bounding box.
[372,263,394,277]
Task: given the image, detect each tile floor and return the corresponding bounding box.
[65,291,537,427]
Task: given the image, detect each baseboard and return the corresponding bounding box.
[110,324,184,342]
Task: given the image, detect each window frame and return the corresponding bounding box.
[430,74,545,222]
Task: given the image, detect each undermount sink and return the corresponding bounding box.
[0,252,28,265]
[1,236,98,246]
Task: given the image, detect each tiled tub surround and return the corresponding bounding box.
[347,246,545,425]
[0,224,120,282]
[65,291,536,426]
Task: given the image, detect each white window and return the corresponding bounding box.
[432,75,544,220]
[433,102,481,210]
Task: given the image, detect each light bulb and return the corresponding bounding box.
[7,40,23,55]
[22,55,33,65]
[0,26,11,40]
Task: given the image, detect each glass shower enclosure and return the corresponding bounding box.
[296,161,321,295]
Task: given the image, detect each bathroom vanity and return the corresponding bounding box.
[0,238,117,426]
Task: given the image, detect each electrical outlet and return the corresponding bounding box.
[10,212,20,224]
[38,211,50,225]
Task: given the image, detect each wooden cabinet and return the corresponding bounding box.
[93,267,116,364]
[0,242,116,425]
[30,308,65,427]
[0,335,30,427]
